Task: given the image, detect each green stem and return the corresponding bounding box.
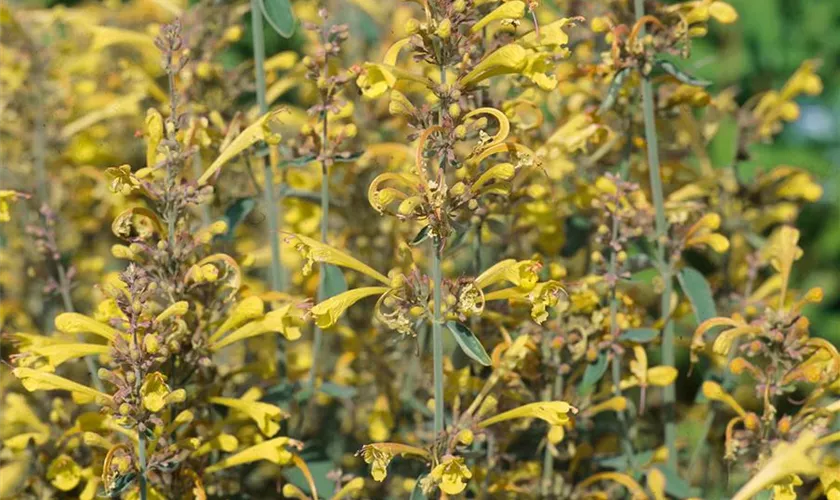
[251,0,283,292]
[634,0,677,470]
[57,263,104,393]
[541,351,563,496]
[308,119,329,389]
[431,240,445,439]
[137,432,148,500]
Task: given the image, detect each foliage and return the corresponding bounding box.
[1,0,838,499]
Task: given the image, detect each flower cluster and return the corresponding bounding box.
[1,0,836,499]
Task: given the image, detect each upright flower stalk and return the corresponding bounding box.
[251,0,283,292]
[634,0,677,469]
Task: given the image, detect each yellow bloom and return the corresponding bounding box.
[140,372,185,412]
[684,213,730,253]
[210,303,303,351]
[479,401,576,427]
[47,454,82,491]
[359,443,430,482]
[368,395,394,442]
[0,190,26,222]
[205,437,303,473]
[470,1,526,33]
[430,456,472,495]
[310,287,390,329]
[197,108,284,184]
[209,394,289,437]
[13,367,112,405]
[286,233,390,284]
[459,44,557,91]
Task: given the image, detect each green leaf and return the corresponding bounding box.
[321,264,348,299]
[445,322,492,366]
[678,267,717,325]
[317,381,357,399]
[578,352,609,395]
[652,465,701,499]
[598,67,632,115]
[410,474,429,499]
[259,0,296,39]
[411,225,431,246]
[655,59,712,87]
[620,328,658,343]
[220,198,256,240]
[282,459,335,498]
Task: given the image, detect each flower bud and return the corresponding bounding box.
[435,19,452,39]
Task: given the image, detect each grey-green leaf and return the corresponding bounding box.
[656,60,712,87]
[445,321,492,366]
[653,465,701,499]
[411,225,432,246]
[678,267,717,325]
[259,0,296,38]
[598,67,632,115]
[321,263,348,299]
[620,328,658,343]
[578,352,609,395]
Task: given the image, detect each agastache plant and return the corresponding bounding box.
[1,1,838,499]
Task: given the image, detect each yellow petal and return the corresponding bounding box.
[702,381,746,417]
[209,296,265,342]
[155,301,189,323]
[0,460,28,498]
[709,2,738,23]
[60,93,144,139]
[311,287,390,329]
[331,477,365,500]
[55,313,120,342]
[198,109,284,185]
[205,437,299,473]
[47,454,82,491]
[209,397,289,437]
[475,259,540,291]
[731,432,821,500]
[647,366,678,386]
[13,367,112,404]
[647,468,667,500]
[211,304,303,351]
[471,1,526,33]
[30,343,109,368]
[479,401,576,428]
[287,233,390,284]
[141,372,172,412]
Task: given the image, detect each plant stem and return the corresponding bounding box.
[431,240,445,439]
[56,263,105,393]
[137,431,148,500]
[541,349,563,496]
[251,0,283,292]
[308,117,330,390]
[634,0,677,470]
[607,193,637,469]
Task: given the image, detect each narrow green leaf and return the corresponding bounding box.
[220,197,256,240]
[620,328,658,343]
[578,352,609,395]
[321,263,348,299]
[655,60,712,87]
[598,67,632,115]
[259,0,296,38]
[445,321,492,366]
[411,225,431,246]
[317,381,358,399]
[678,267,717,325]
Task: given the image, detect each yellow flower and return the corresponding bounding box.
[209,393,289,437]
[471,1,526,33]
[310,286,391,329]
[478,401,577,428]
[210,302,303,351]
[359,443,430,482]
[459,44,557,91]
[13,367,113,405]
[0,189,28,222]
[430,456,472,495]
[47,454,83,491]
[684,213,730,253]
[205,437,303,473]
[140,372,185,412]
